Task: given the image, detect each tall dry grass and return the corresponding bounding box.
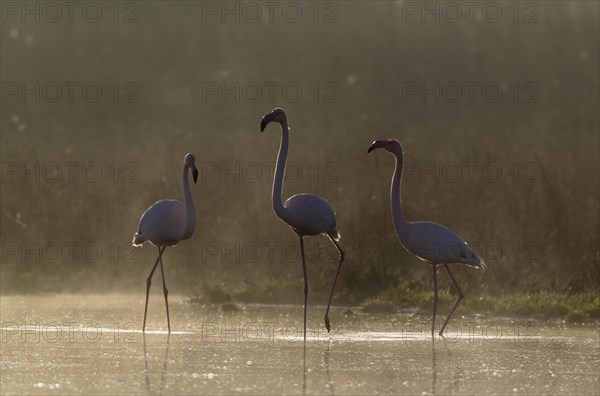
[1,2,598,301]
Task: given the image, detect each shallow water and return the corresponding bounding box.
[1,294,598,395]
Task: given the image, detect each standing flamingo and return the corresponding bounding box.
[132,153,198,333]
[367,139,485,337]
[260,108,344,341]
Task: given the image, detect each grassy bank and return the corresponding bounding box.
[359,284,600,323]
[189,278,600,323]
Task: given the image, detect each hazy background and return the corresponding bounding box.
[1,1,598,305]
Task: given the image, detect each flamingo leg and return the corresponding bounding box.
[431,265,439,338]
[143,246,166,333]
[300,236,308,342]
[324,236,344,333]
[159,248,171,334]
[439,264,464,336]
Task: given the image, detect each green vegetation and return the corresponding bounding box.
[361,287,600,322]
[189,277,600,322]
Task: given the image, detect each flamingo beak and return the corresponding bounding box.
[192,168,198,184]
[260,112,276,132]
[367,140,387,153]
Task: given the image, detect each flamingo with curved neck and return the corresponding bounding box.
[132,153,199,333]
[261,108,344,341]
[368,139,485,337]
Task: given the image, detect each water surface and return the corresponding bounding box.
[1,294,598,395]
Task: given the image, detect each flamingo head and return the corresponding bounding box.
[367,139,404,157]
[260,107,287,132]
[184,153,198,184]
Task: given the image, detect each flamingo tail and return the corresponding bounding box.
[132,231,146,247]
[329,226,341,241]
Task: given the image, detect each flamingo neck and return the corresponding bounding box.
[182,165,196,240]
[391,153,407,234]
[272,121,289,219]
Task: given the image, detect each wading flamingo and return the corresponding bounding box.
[132,153,198,333]
[367,139,485,337]
[260,108,344,341]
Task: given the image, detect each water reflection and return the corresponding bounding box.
[143,334,171,395]
[431,339,465,395]
[445,342,463,394]
[324,341,335,396]
[431,340,438,395]
[302,341,336,395]
[303,344,307,396]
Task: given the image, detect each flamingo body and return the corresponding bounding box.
[396,221,484,267]
[134,200,188,247]
[283,193,340,240]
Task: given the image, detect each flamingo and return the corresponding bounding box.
[132,153,198,333]
[367,139,485,337]
[260,108,344,341]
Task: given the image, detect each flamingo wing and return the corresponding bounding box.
[400,221,484,268]
[283,193,338,237]
[138,199,187,247]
